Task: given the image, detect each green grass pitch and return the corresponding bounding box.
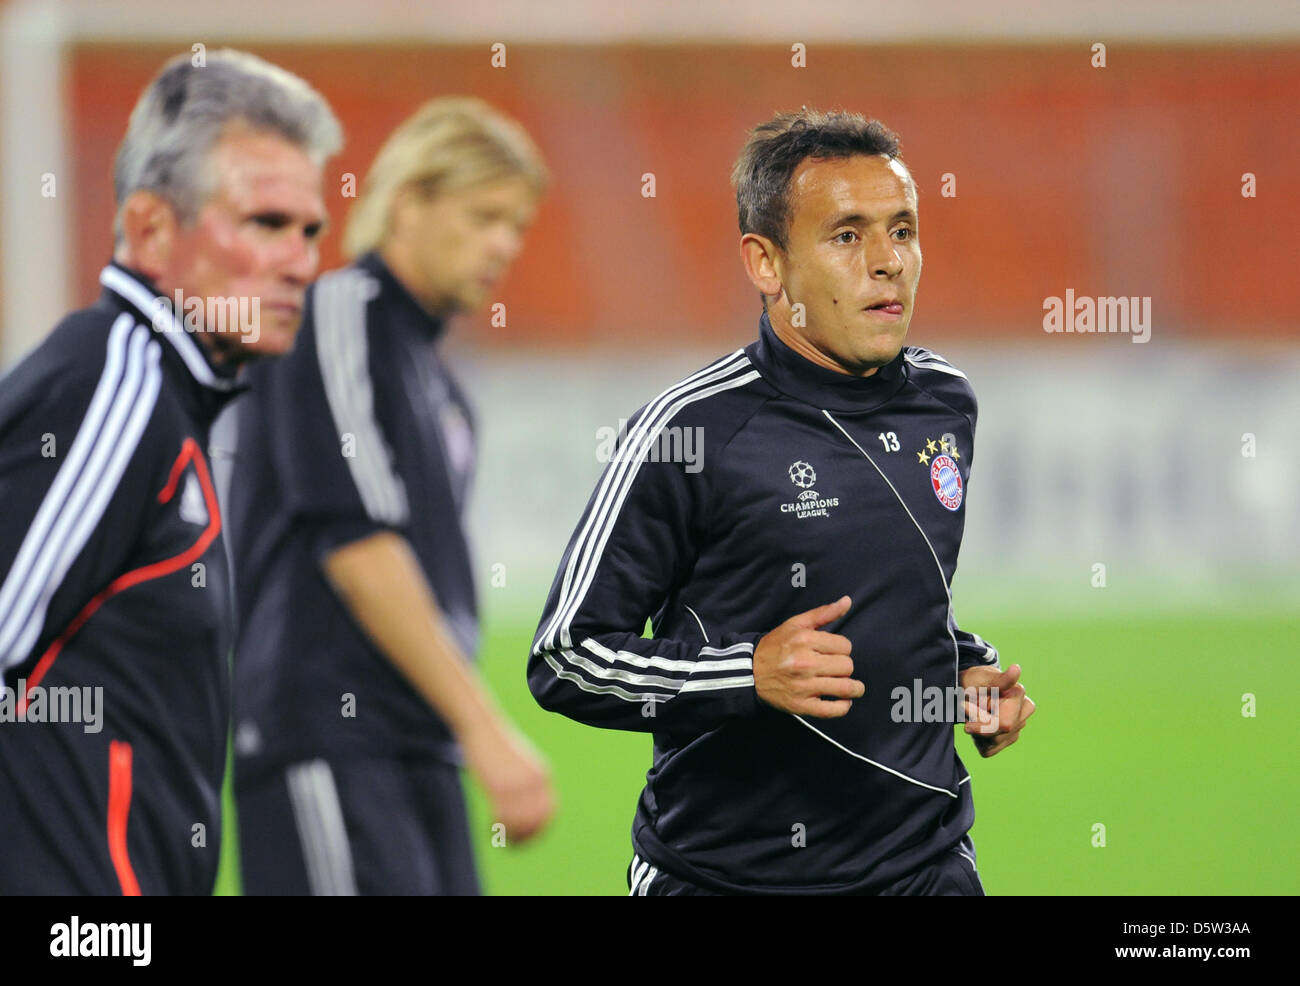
[215,611,1300,895]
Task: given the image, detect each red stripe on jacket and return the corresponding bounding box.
[20,437,221,706]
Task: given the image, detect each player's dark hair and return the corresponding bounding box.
[731,108,903,253]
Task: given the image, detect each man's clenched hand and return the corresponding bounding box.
[960,663,1035,757]
[754,596,864,718]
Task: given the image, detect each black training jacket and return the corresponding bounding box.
[228,252,478,780]
[529,311,1000,894]
[0,262,239,894]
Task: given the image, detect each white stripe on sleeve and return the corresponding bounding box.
[313,269,410,526]
[0,318,161,665]
[904,350,968,380]
[538,354,759,654]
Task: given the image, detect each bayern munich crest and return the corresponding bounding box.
[930,454,963,511]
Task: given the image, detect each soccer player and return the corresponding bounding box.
[229,97,554,895]
[528,109,1035,895]
[0,50,339,894]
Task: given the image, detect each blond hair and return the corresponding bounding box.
[343,96,548,258]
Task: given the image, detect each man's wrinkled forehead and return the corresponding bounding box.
[788,154,916,228]
[206,129,325,211]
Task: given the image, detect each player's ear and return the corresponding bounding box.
[740,232,784,305]
[117,190,180,282]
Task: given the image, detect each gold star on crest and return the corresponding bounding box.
[917,449,931,465]
[925,438,938,453]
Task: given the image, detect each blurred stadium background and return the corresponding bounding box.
[1,0,1296,895]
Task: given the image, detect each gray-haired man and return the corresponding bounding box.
[0,49,339,894]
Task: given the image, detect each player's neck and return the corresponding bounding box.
[767,312,879,378]
[377,242,456,321]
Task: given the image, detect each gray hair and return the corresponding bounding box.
[113,48,343,242]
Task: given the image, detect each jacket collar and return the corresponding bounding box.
[98,263,242,393]
[750,310,909,413]
[353,251,449,342]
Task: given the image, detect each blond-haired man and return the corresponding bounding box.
[228,97,553,895]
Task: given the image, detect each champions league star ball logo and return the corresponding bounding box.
[915,437,963,511]
[781,461,838,519]
[788,461,817,489]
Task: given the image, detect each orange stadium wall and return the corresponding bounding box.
[66,44,1300,349]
